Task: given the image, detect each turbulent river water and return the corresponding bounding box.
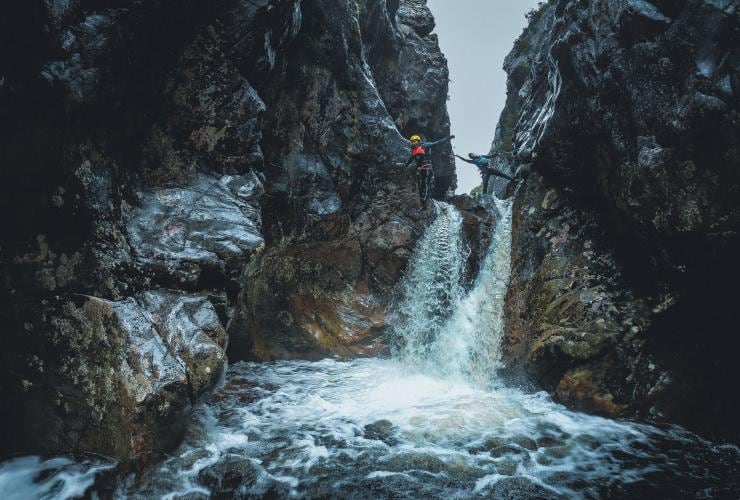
[1,198,738,499]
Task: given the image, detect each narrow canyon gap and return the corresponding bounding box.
[0,0,738,498]
[427,0,542,194]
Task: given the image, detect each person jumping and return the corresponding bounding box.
[401,134,454,207]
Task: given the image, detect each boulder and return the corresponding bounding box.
[1,291,226,464]
[197,455,261,498]
[125,173,263,275]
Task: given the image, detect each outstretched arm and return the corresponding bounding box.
[454,154,476,165]
[424,135,455,147]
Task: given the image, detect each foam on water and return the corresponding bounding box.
[118,358,738,498]
[2,197,739,498]
[0,456,116,500]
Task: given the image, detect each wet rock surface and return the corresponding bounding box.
[227,0,455,360]
[1,167,262,463]
[197,454,261,498]
[496,0,740,439]
[125,173,263,269]
[363,419,399,446]
[1,291,226,464]
[0,0,452,461]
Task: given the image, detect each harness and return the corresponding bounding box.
[412,146,433,171]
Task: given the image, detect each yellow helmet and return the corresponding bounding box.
[409,134,421,142]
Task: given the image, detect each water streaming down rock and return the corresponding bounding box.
[392,198,513,385]
[391,201,466,365]
[515,47,562,159]
[431,197,512,384]
[0,196,738,498]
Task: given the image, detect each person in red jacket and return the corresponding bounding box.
[401,134,454,207]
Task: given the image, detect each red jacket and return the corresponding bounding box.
[406,146,433,171]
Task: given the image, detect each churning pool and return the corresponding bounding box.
[1,200,738,499]
[3,358,737,499]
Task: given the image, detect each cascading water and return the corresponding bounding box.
[431,197,512,384]
[1,196,738,499]
[392,198,513,386]
[391,201,466,367]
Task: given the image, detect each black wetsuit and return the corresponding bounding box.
[405,136,453,206]
[455,154,514,191]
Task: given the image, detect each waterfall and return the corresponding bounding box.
[432,196,513,384]
[391,201,466,364]
[2,198,736,500]
[391,196,513,386]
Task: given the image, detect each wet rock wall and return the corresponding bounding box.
[0,0,456,462]
[496,0,740,439]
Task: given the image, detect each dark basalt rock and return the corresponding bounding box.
[227,0,454,361]
[480,476,560,499]
[497,0,740,439]
[124,173,264,276]
[449,194,497,285]
[197,454,262,498]
[0,0,452,462]
[1,291,226,465]
[363,419,399,445]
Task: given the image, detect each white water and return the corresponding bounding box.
[391,201,466,367]
[117,357,738,499]
[0,456,116,500]
[393,198,513,386]
[432,197,512,384]
[1,197,738,498]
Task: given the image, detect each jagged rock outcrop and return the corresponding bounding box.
[10,291,227,463]
[0,0,454,462]
[0,0,275,463]
[227,0,455,360]
[497,0,740,438]
[125,173,264,291]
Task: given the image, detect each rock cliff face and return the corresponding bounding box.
[227,0,457,361]
[0,0,455,463]
[498,0,740,439]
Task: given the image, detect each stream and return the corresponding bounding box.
[0,198,737,499]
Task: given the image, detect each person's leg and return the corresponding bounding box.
[491,168,514,181]
[422,170,433,207]
[420,170,427,205]
[416,171,424,204]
